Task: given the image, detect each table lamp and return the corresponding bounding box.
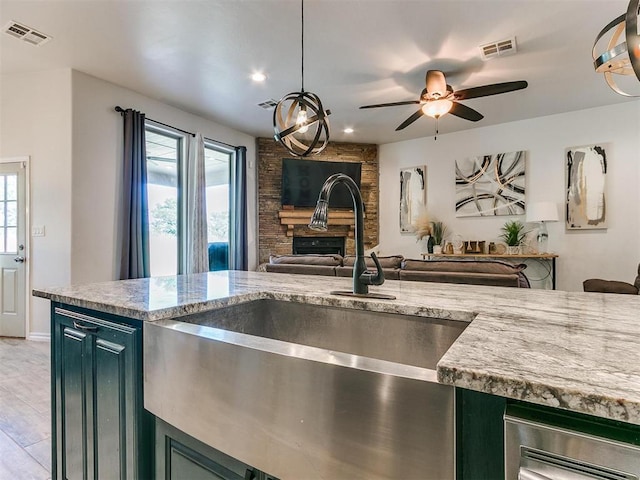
[526,202,559,253]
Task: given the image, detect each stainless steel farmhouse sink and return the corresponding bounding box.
[144,300,469,480]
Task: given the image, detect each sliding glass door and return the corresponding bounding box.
[145,126,182,276]
[204,144,232,271]
[145,124,233,275]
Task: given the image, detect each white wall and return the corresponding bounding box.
[0,69,73,337]
[71,70,257,284]
[379,100,640,292]
[0,68,257,337]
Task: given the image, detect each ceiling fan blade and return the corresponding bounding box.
[359,100,420,109]
[454,81,528,100]
[426,70,447,95]
[395,109,424,131]
[449,102,484,122]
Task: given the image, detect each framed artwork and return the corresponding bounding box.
[455,150,526,217]
[566,144,608,229]
[399,165,426,233]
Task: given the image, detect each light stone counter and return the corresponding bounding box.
[33,270,640,425]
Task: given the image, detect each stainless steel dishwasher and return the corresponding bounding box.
[505,410,640,480]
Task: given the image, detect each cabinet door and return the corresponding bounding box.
[53,306,141,480]
[93,321,137,479]
[54,320,94,480]
[156,419,255,480]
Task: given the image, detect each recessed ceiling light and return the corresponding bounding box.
[343,128,354,134]
[251,72,267,82]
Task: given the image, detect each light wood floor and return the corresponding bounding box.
[0,337,51,479]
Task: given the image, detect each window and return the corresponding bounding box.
[145,124,233,275]
[0,174,18,253]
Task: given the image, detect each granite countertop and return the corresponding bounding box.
[33,270,640,425]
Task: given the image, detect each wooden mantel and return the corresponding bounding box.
[278,209,357,237]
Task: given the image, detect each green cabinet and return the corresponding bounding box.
[51,304,153,480]
[155,419,278,480]
[456,388,506,480]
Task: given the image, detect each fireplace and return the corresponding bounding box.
[293,237,345,256]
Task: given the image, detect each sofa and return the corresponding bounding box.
[265,254,531,288]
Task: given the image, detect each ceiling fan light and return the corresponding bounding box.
[422,99,453,118]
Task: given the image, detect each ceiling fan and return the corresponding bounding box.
[360,70,528,133]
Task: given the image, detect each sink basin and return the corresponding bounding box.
[179,299,466,371]
[144,299,469,480]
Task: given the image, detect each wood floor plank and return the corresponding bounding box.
[0,428,49,480]
[0,392,50,448]
[24,437,51,473]
[0,338,52,479]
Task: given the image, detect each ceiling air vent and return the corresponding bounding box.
[480,37,516,61]
[257,99,279,110]
[3,21,52,46]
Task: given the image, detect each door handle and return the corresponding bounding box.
[14,256,25,263]
[72,321,99,333]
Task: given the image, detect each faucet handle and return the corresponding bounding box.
[359,252,385,286]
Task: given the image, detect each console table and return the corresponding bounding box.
[420,253,559,290]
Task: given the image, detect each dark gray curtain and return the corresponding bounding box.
[229,146,248,270]
[119,109,150,279]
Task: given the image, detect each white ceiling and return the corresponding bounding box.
[0,0,635,145]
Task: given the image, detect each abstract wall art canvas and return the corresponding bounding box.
[566,144,608,230]
[399,165,426,233]
[455,151,526,217]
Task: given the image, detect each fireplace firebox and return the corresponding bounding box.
[293,237,345,256]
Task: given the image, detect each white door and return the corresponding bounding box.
[0,162,26,337]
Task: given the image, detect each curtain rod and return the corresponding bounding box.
[114,106,239,150]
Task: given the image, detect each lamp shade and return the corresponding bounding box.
[421,99,453,118]
[526,202,559,222]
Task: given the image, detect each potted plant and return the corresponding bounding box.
[500,220,528,254]
[431,221,448,254]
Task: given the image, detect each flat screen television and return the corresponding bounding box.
[281,158,362,208]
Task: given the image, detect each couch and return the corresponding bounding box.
[265,254,530,288]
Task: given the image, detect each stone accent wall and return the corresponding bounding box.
[257,138,379,264]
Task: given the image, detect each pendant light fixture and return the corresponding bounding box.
[273,0,331,156]
[593,0,640,96]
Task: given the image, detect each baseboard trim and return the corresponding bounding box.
[28,332,51,342]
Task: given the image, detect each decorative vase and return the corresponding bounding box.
[426,236,435,254]
[433,245,443,254]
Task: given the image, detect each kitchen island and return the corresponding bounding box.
[34,270,640,479]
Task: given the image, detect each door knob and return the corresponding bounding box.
[14,256,25,263]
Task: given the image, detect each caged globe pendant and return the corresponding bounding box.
[273,0,331,156]
[593,0,640,96]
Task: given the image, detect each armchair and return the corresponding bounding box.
[583,264,640,294]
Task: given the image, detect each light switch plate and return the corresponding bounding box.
[31,225,45,237]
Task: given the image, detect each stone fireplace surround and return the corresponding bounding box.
[257,138,379,264]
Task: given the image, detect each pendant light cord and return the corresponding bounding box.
[301,0,305,92]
